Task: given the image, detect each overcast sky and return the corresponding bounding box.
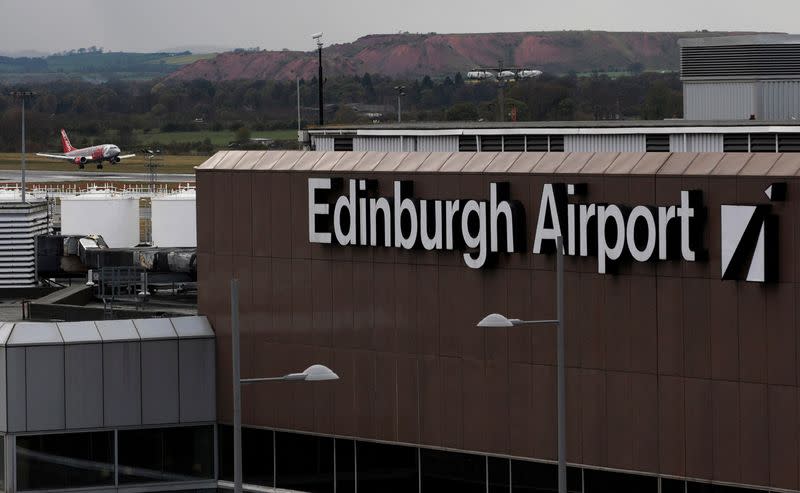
[1,0,799,54]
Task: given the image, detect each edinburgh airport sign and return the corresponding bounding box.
[308,178,782,283]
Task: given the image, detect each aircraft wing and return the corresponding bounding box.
[118,154,136,160]
[36,153,74,161]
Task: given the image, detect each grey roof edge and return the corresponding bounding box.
[679,33,799,48]
[200,150,800,177]
[0,316,214,347]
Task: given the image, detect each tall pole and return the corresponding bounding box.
[317,41,324,126]
[397,94,402,123]
[231,279,242,493]
[556,236,566,493]
[21,97,26,203]
[297,77,302,133]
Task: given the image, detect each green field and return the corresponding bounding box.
[0,153,208,174]
[136,129,298,146]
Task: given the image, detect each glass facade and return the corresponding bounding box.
[421,448,485,493]
[118,426,214,484]
[218,425,275,487]
[356,440,418,493]
[275,431,334,493]
[16,431,114,491]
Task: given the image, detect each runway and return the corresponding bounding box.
[0,170,195,183]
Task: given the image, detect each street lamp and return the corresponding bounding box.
[312,33,324,126]
[9,90,35,203]
[230,279,337,493]
[477,235,566,493]
[394,85,406,123]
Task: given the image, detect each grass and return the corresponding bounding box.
[136,129,298,146]
[0,153,208,174]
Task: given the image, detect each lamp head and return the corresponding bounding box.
[283,364,339,382]
[477,313,522,328]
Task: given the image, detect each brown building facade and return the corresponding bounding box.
[199,150,800,493]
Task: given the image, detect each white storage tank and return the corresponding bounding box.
[61,191,140,248]
[151,189,196,247]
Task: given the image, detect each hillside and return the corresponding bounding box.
[167,31,752,82]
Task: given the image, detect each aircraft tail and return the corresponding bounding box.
[60,129,75,153]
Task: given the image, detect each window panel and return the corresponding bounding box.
[356,441,418,493]
[583,469,656,493]
[550,136,565,152]
[336,438,356,493]
[16,431,114,491]
[511,460,582,493]
[218,425,275,487]
[275,431,334,493]
[118,426,213,484]
[488,456,510,493]
[421,448,485,493]
[459,136,478,152]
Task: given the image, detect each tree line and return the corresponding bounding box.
[0,72,682,153]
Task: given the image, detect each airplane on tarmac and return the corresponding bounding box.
[36,129,135,169]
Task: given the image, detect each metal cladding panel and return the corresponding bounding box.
[671,134,724,152]
[0,348,6,432]
[683,82,757,120]
[354,136,403,152]
[6,347,25,432]
[760,81,800,120]
[141,340,179,425]
[417,135,459,152]
[103,342,141,427]
[179,338,216,423]
[26,346,65,431]
[64,344,103,429]
[313,136,335,151]
[564,134,646,152]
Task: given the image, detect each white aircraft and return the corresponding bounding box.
[36,129,135,169]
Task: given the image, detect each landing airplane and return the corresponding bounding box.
[36,129,135,169]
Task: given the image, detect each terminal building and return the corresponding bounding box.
[198,149,800,493]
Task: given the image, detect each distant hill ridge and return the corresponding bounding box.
[167,30,760,82]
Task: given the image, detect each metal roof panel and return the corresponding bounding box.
[768,154,800,176]
[272,151,306,170]
[555,153,594,174]
[312,151,346,171]
[685,153,724,175]
[506,152,544,173]
[232,151,266,170]
[133,318,178,340]
[8,322,64,346]
[711,153,753,175]
[171,316,215,339]
[657,153,698,175]
[394,152,431,172]
[417,153,452,172]
[630,153,670,174]
[215,150,247,170]
[353,152,387,172]
[292,152,325,171]
[605,153,645,174]
[532,153,568,174]
[581,153,619,174]
[57,321,101,344]
[332,151,367,171]
[373,152,409,172]
[252,151,287,170]
[95,319,140,342]
[739,153,781,176]
[195,151,228,170]
[440,153,474,172]
[483,152,522,173]
[463,152,499,173]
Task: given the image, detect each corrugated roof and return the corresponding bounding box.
[0,316,214,347]
[196,150,800,177]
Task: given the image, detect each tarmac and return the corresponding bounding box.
[0,170,195,183]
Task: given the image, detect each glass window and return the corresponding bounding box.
[687,482,767,493]
[511,460,582,493]
[335,438,356,493]
[421,448,485,493]
[488,456,510,493]
[16,431,114,491]
[275,432,334,493]
[662,478,686,493]
[218,425,274,487]
[584,469,656,493]
[118,426,213,484]
[356,441,418,493]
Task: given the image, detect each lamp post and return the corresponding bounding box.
[312,33,324,126]
[394,85,406,123]
[230,279,338,493]
[477,235,566,493]
[9,91,35,203]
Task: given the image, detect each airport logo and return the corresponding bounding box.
[720,184,784,283]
